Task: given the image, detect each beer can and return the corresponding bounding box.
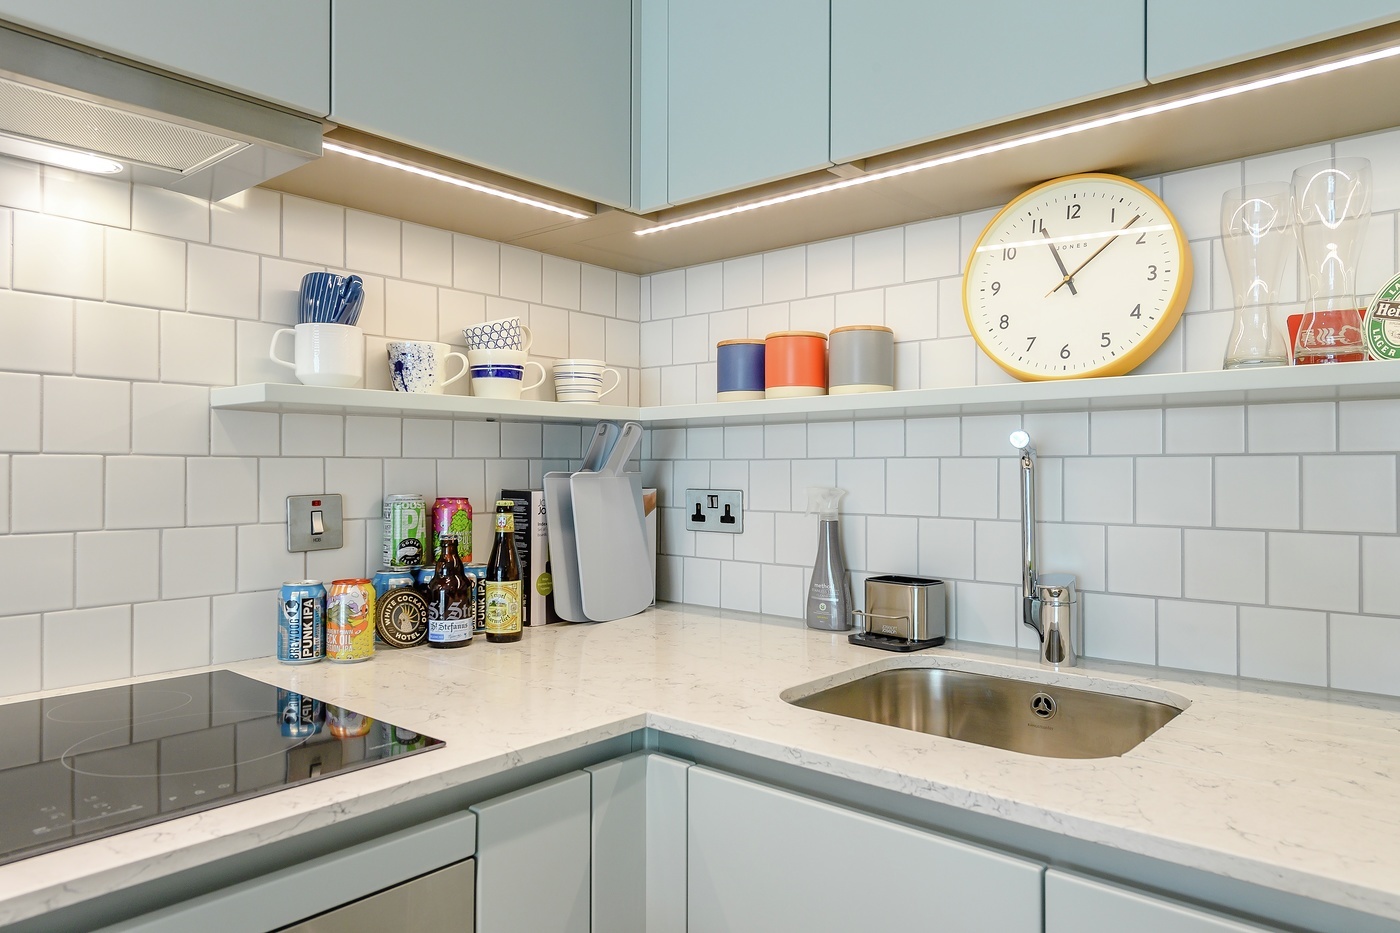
[327,579,376,663]
[326,703,373,738]
[383,495,428,568]
[463,563,488,634]
[431,497,473,562]
[278,688,324,738]
[416,564,436,590]
[278,580,325,664]
[372,568,418,600]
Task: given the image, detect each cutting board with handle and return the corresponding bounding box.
[571,421,652,622]
[545,422,619,623]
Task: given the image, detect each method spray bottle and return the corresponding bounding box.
[805,486,852,630]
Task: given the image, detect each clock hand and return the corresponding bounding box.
[1040,227,1077,296]
[1045,214,1142,297]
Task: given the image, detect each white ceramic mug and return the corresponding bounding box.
[269,322,365,387]
[467,348,546,400]
[387,341,469,394]
[552,358,622,403]
[463,316,533,351]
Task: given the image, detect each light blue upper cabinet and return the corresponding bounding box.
[333,0,633,208]
[1147,1,1400,82]
[0,0,331,116]
[830,1,1145,164]
[667,0,831,205]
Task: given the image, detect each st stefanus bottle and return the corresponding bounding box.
[426,536,471,648]
[484,500,523,643]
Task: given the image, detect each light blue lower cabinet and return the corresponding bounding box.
[279,860,474,932]
[687,766,1044,932]
[587,752,690,933]
[1046,869,1283,933]
[470,771,591,933]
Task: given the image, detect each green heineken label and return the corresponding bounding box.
[1364,273,1400,361]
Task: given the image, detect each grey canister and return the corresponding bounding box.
[828,324,894,394]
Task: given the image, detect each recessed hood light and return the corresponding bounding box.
[0,134,123,174]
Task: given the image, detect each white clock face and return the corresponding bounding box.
[963,174,1190,380]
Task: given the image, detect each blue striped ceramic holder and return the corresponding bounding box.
[299,273,362,324]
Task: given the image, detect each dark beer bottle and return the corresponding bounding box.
[427,536,472,648]
[484,500,523,643]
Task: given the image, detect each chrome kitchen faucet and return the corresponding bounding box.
[1010,431,1079,668]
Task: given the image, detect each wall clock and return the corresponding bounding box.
[962,173,1192,381]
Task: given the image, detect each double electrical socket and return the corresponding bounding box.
[685,488,743,534]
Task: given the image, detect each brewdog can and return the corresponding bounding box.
[278,580,325,664]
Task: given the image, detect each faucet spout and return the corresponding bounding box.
[1009,430,1039,638]
[1010,431,1079,668]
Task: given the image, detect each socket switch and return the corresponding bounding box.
[287,494,343,552]
[685,488,743,534]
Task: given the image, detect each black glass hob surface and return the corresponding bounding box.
[0,671,444,866]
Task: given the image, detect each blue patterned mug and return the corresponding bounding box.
[462,316,533,351]
[387,341,469,394]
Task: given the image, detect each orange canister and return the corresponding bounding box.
[764,330,827,398]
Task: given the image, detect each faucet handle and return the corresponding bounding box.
[1009,429,1031,452]
[1033,573,1078,668]
[1035,573,1076,604]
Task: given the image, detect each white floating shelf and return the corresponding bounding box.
[212,362,1400,429]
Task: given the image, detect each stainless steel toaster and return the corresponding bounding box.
[856,575,946,646]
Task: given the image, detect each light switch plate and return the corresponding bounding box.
[685,488,743,533]
[286,494,343,552]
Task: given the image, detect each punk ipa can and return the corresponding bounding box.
[278,580,326,664]
[383,495,428,568]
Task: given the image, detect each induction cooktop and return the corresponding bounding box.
[0,671,444,866]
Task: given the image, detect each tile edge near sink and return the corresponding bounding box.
[778,652,1194,715]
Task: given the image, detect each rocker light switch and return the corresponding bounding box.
[287,494,343,552]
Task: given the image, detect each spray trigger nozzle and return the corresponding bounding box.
[807,486,846,520]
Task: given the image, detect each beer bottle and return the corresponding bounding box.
[427,536,472,648]
[484,500,523,643]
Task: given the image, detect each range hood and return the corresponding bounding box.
[0,24,321,201]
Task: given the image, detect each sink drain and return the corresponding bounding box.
[1030,693,1057,720]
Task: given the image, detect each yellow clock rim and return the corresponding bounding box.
[960,172,1193,382]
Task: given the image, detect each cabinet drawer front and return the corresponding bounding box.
[1046,870,1282,933]
[687,767,1043,932]
[279,859,474,933]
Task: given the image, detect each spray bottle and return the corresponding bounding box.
[806,487,852,631]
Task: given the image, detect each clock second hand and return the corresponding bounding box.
[1040,227,1078,297]
[1046,214,1142,297]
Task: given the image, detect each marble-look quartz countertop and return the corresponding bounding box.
[3,605,1399,927]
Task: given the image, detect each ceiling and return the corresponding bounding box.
[263,24,1400,276]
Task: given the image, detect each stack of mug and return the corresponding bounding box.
[461,316,546,400]
[269,273,367,387]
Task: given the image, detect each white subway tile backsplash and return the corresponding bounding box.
[12,455,102,534]
[1181,310,1232,371]
[212,591,275,664]
[721,255,762,309]
[862,515,915,575]
[258,458,324,523]
[76,530,159,607]
[972,520,1020,584]
[1249,402,1335,453]
[1239,606,1327,686]
[1183,528,1266,604]
[211,187,280,254]
[1268,532,1359,612]
[106,228,186,310]
[837,459,886,515]
[160,312,236,386]
[236,319,294,386]
[721,426,762,460]
[401,419,453,459]
[1135,457,1211,526]
[453,234,500,295]
[0,157,41,211]
[719,561,762,613]
[887,457,938,516]
[133,598,211,675]
[1338,399,1400,451]
[0,615,40,696]
[42,168,129,227]
[789,295,835,335]
[1157,600,1237,675]
[650,269,685,318]
[0,374,38,452]
[853,228,903,289]
[132,383,209,455]
[75,301,159,380]
[187,457,258,526]
[437,288,485,346]
[282,196,344,266]
[499,245,542,303]
[1301,455,1396,533]
[1,533,74,613]
[237,523,305,591]
[884,281,937,341]
[211,409,279,457]
[580,264,618,317]
[1082,593,1156,664]
[605,318,641,369]
[1215,456,1298,529]
[402,223,453,287]
[904,217,959,281]
[918,337,975,389]
[279,414,343,458]
[763,247,806,303]
[641,320,673,368]
[806,238,853,296]
[1106,526,1181,597]
[617,274,641,322]
[43,606,131,689]
[761,564,804,618]
[1090,409,1162,455]
[42,377,129,453]
[1330,614,1400,697]
[1161,161,1243,241]
[385,278,439,341]
[345,210,401,277]
[804,422,851,459]
[906,417,959,456]
[162,526,236,599]
[685,263,723,316]
[0,457,7,532]
[939,458,998,519]
[107,456,184,529]
[833,288,883,331]
[133,186,209,243]
[672,315,709,365]
[1362,535,1400,615]
[260,256,321,325]
[1063,457,1133,524]
[1164,406,1245,454]
[14,212,103,299]
[348,416,402,457]
[747,301,790,338]
[385,458,437,500]
[955,581,1016,646]
[917,518,974,579]
[538,255,581,311]
[660,365,697,405]
[683,557,722,607]
[854,420,904,458]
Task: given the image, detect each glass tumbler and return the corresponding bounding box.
[1221,184,1293,369]
[1291,157,1372,364]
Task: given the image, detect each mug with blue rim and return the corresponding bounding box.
[467,347,546,400]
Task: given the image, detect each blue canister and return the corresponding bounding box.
[716,339,766,401]
[278,580,325,664]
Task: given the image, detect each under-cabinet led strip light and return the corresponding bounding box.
[636,42,1400,236]
[322,141,591,219]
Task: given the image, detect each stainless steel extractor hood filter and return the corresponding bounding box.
[0,24,321,200]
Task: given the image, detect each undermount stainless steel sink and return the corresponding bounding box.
[788,667,1183,759]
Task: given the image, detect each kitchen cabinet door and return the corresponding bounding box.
[687,767,1043,932]
[1147,1,1400,82]
[0,0,330,116]
[280,859,474,932]
[588,752,690,933]
[332,0,632,209]
[667,0,831,205]
[471,770,590,933]
[1046,870,1283,933]
[829,1,1145,164]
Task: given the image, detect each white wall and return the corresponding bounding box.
[639,130,1400,697]
[0,158,639,694]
